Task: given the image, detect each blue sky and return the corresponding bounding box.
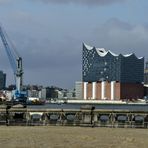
[0,0,148,89]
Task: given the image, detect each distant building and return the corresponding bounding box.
[41,87,58,99]
[144,61,148,97]
[57,90,65,99]
[67,90,75,99]
[144,61,148,85]
[41,88,47,99]
[82,43,144,100]
[0,71,6,90]
[57,90,67,99]
[75,81,83,99]
[57,89,75,99]
[27,90,40,98]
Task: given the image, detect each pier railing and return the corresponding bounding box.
[0,106,148,128]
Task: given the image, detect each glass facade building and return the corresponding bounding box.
[82,43,144,83]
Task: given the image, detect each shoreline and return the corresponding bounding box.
[49,99,147,105]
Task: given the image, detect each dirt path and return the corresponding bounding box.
[0,126,148,148]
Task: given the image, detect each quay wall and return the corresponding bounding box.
[0,107,148,128]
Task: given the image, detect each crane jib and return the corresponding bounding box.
[0,25,27,106]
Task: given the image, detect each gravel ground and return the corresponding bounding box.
[0,126,148,148]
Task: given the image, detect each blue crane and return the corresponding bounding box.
[0,25,27,106]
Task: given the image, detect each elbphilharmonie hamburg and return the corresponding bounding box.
[82,43,144,100]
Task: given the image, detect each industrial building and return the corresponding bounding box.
[82,43,144,100]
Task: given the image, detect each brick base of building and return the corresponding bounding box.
[82,82,144,100]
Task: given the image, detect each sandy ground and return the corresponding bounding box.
[0,126,148,148]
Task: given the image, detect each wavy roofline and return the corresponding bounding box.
[83,43,143,60]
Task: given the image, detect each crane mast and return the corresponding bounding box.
[0,25,27,105]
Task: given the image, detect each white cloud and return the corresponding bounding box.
[90,18,148,57]
[0,3,147,88]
